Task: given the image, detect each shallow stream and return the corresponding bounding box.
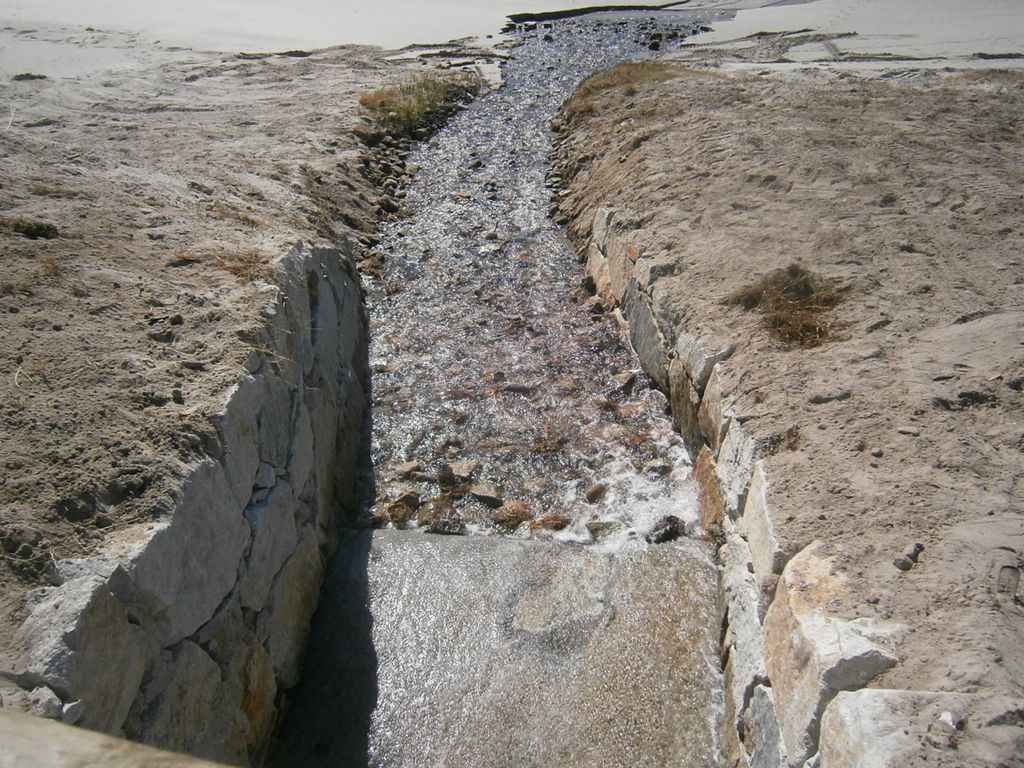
[275,13,723,767]
[367,14,707,545]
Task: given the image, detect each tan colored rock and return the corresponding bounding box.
[675,333,733,397]
[234,644,277,759]
[263,527,324,688]
[715,419,756,520]
[744,685,786,768]
[384,490,421,529]
[385,499,418,528]
[668,353,701,440]
[592,206,616,251]
[604,233,634,307]
[469,482,503,508]
[416,499,456,527]
[622,281,669,390]
[239,480,298,611]
[219,375,265,509]
[257,374,294,470]
[585,520,622,540]
[584,483,608,504]
[585,242,615,307]
[720,534,769,740]
[697,363,732,456]
[305,386,341,527]
[0,709,226,767]
[693,445,726,533]
[720,656,751,768]
[388,461,421,480]
[448,460,481,482]
[11,575,146,735]
[739,461,788,590]
[764,543,902,766]
[818,689,988,768]
[123,640,229,761]
[490,500,533,530]
[0,679,62,719]
[289,402,315,496]
[530,512,571,532]
[109,459,250,648]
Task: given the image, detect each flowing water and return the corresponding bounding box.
[367,15,710,545]
[275,13,723,767]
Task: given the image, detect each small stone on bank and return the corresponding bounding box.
[385,491,422,528]
[904,542,925,562]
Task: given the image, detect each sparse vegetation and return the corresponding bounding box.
[12,72,47,81]
[0,281,32,297]
[564,61,688,123]
[724,263,844,347]
[210,249,278,283]
[4,219,60,239]
[169,247,277,283]
[37,255,62,280]
[0,255,64,296]
[30,184,81,199]
[358,71,483,140]
[209,202,262,228]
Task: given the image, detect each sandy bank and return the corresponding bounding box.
[553,2,1024,763]
[0,22,396,709]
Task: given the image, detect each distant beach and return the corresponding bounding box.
[0,0,693,51]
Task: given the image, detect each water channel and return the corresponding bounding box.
[274,13,723,767]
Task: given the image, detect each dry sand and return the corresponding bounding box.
[0,24,410,659]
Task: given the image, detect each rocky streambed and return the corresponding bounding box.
[274,13,725,767]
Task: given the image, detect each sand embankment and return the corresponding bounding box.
[552,1,1024,764]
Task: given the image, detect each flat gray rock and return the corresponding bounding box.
[273,529,721,768]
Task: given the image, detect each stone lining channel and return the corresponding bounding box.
[273,14,725,768]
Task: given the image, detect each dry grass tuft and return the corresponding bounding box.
[358,71,482,140]
[211,250,278,283]
[0,281,32,297]
[564,62,690,122]
[29,184,81,200]
[37,255,62,280]
[209,203,262,228]
[4,218,60,240]
[725,263,844,347]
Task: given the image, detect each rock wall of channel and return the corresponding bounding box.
[1,242,368,765]
[566,205,902,767]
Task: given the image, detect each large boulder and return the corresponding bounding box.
[763,543,902,766]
